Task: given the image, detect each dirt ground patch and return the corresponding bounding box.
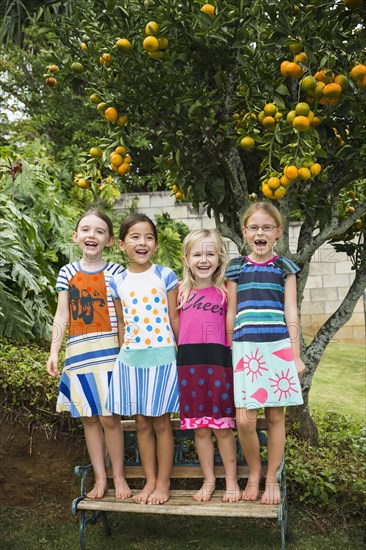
[0,415,88,517]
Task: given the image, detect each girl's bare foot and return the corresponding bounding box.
[222,481,241,502]
[114,476,132,500]
[193,480,216,502]
[87,479,107,499]
[148,480,170,505]
[132,480,156,504]
[261,481,280,505]
[241,473,261,501]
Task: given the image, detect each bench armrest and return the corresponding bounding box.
[74,464,93,497]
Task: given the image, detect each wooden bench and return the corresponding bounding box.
[71,418,290,549]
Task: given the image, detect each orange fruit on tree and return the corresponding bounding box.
[262,116,276,130]
[116,38,132,53]
[45,77,57,86]
[286,110,297,124]
[175,191,185,200]
[283,165,298,180]
[273,186,287,199]
[288,41,303,53]
[294,52,308,64]
[90,93,102,104]
[298,167,311,180]
[280,175,292,187]
[307,110,315,123]
[263,103,277,116]
[334,74,349,90]
[115,146,127,156]
[145,21,160,35]
[310,163,321,176]
[274,112,283,121]
[300,75,317,92]
[81,42,88,51]
[110,153,123,167]
[240,136,255,150]
[117,115,128,126]
[97,101,108,113]
[49,64,59,73]
[293,115,310,132]
[267,177,281,190]
[286,62,303,78]
[105,107,119,123]
[148,51,164,60]
[323,83,342,99]
[89,147,103,158]
[77,178,90,189]
[261,183,274,199]
[280,60,290,76]
[350,64,366,81]
[314,69,334,83]
[158,37,169,50]
[118,163,131,176]
[100,53,112,66]
[200,4,215,18]
[257,111,265,124]
[295,102,311,116]
[143,36,160,52]
[313,81,325,99]
[123,155,132,164]
[71,62,84,73]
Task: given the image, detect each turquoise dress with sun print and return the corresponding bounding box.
[106,264,179,417]
[225,255,303,409]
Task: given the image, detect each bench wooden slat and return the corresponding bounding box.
[77,489,278,518]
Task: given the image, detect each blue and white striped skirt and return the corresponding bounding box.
[106,346,179,417]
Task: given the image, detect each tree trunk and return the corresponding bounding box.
[286,390,319,444]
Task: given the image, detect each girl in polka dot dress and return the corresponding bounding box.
[106,214,180,505]
[177,229,240,503]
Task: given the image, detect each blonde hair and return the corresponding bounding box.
[242,201,282,228]
[179,229,228,308]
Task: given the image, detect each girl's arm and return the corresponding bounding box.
[46,291,69,377]
[226,280,237,348]
[284,274,305,378]
[167,287,179,342]
[113,298,125,348]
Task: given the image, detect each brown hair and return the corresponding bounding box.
[118,213,158,242]
[75,210,114,236]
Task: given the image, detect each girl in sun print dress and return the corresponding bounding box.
[106,213,180,505]
[226,202,304,506]
[177,229,240,503]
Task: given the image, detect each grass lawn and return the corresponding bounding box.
[1,505,365,550]
[309,341,365,420]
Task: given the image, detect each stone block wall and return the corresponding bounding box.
[113,192,365,342]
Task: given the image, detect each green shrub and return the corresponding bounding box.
[286,412,366,517]
[0,339,81,435]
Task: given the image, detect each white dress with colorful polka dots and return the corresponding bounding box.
[106,264,179,417]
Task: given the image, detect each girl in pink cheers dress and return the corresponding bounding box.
[177,229,240,503]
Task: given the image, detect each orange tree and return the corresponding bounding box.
[4,0,366,437]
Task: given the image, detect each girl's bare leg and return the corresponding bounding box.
[83,417,107,499]
[236,408,262,501]
[214,428,241,502]
[261,407,285,505]
[100,414,131,499]
[193,428,216,502]
[133,415,157,504]
[148,413,174,504]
